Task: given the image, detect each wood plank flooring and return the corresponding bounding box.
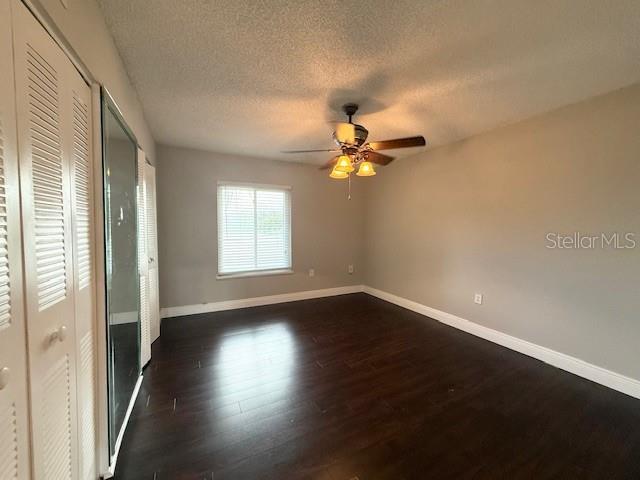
[114,293,640,479]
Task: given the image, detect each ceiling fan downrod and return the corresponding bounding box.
[342,103,359,124]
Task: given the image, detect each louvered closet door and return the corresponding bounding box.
[137,148,151,367]
[0,1,31,478]
[69,65,96,480]
[12,1,79,478]
[145,163,160,343]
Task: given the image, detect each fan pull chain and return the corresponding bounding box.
[348,173,352,200]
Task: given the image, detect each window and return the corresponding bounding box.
[217,183,291,276]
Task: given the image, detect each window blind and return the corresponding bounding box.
[217,184,291,275]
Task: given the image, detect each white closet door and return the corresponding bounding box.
[0,1,31,478]
[145,163,160,343]
[69,67,96,479]
[12,1,79,478]
[137,148,151,367]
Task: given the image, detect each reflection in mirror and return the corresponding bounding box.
[102,90,140,457]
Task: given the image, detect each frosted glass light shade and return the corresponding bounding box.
[329,166,349,179]
[356,161,376,176]
[334,155,354,173]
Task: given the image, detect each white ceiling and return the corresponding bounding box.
[97,0,640,165]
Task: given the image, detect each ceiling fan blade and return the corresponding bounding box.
[334,122,355,144]
[280,148,342,153]
[282,148,341,154]
[368,136,426,151]
[365,151,394,166]
[319,155,340,170]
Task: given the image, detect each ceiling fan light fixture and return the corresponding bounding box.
[356,161,376,177]
[329,166,349,179]
[335,122,356,145]
[334,154,354,173]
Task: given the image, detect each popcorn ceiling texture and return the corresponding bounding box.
[96,0,640,164]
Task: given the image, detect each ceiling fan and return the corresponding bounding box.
[282,103,426,179]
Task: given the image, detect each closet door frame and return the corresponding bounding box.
[17,2,152,476]
[145,162,160,344]
[69,64,97,480]
[13,1,81,476]
[91,82,111,479]
[101,87,144,474]
[18,1,113,476]
[137,148,151,368]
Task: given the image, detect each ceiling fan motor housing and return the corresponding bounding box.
[352,124,368,146]
[333,124,369,147]
[333,103,369,147]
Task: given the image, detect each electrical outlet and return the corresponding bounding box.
[348,264,354,274]
[474,293,483,305]
[308,268,315,277]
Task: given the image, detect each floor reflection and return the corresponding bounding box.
[109,321,139,435]
[209,322,297,423]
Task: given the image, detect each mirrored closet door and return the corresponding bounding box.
[102,90,141,458]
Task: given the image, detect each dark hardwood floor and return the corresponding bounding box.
[114,293,640,479]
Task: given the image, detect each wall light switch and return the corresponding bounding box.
[308,268,315,277]
[474,293,483,305]
[348,264,354,274]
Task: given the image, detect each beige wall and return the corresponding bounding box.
[156,145,365,308]
[364,83,640,380]
[31,0,155,159]
[154,83,638,382]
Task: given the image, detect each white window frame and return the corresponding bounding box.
[216,181,293,279]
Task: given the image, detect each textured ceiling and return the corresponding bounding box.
[97,0,640,164]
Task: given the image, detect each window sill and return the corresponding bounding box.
[216,269,294,280]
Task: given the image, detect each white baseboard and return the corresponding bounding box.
[160,285,364,319]
[362,285,640,400]
[158,283,640,400]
